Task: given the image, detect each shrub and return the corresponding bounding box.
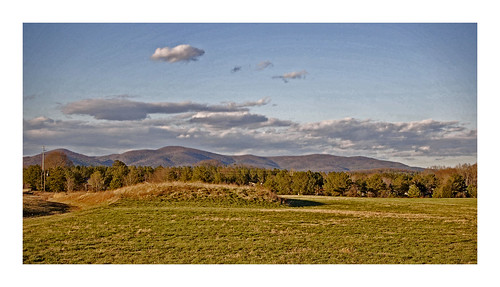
[345,185,360,197]
[467,185,477,198]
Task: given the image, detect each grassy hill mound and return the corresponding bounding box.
[49,181,285,210]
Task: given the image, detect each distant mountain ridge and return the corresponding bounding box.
[23,146,423,172]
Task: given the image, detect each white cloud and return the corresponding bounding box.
[224,97,271,109]
[24,116,53,128]
[283,70,308,79]
[256,60,273,70]
[151,44,205,63]
[272,70,308,83]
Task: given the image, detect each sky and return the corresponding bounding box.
[23,23,477,168]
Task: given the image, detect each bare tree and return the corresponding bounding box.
[88,171,105,192]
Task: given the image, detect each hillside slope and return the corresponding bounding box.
[23,146,423,172]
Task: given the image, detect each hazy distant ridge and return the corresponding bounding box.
[23,146,422,172]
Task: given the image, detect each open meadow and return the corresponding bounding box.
[23,182,477,264]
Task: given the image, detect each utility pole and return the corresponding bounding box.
[41,146,46,192]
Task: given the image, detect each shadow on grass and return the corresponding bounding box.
[285,198,325,207]
[23,195,72,217]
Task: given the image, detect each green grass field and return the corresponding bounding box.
[23,182,477,264]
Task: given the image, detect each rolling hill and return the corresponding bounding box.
[23,146,423,172]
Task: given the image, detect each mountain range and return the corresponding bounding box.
[23,146,423,172]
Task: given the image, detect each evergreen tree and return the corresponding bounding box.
[23,165,42,191]
[407,184,421,198]
[46,166,66,192]
[448,174,467,197]
[365,174,387,197]
[324,172,352,196]
[275,170,292,194]
[392,174,411,197]
[108,160,129,189]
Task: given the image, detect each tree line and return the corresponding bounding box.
[23,151,477,198]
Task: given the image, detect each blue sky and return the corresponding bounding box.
[23,23,477,167]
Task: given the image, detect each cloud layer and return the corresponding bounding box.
[151,44,205,63]
[295,118,476,157]
[61,98,270,121]
[25,97,476,167]
[189,111,293,129]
